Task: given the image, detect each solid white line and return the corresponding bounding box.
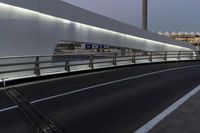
[0,106,18,113]
[134,85,200,133]
[31,64,200,104]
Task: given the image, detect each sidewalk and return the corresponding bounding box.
[149,88,200,133]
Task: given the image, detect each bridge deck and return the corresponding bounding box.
[0,61,200,133]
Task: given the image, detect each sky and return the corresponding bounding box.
[62,0,200,32]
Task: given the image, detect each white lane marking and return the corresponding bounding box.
[31,64,200,104]
[134,85,200,133]
[0,106,18,113]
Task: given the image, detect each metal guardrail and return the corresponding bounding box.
[0,51,198,81]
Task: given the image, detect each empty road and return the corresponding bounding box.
[1,61,200,133]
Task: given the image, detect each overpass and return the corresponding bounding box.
[1,0,200,133]
[0,0,196,57]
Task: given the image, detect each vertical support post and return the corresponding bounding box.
[132,52,136,64]
[113,53,117,66]
[89,54,94,69]
[34,56,40,76]
[149,52,152,62]
[65,60,70,72]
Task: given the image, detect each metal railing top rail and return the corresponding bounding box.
[0,51,197,60]
[0,52,123,59]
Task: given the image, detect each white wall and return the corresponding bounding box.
[0,1,196,57]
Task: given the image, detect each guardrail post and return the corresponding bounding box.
[164,52,167,61]
[89,54,94,69]
[113,53,117,66]
[197,53,200,60]
[149,52,152,62]
[65,60,70,72]
[34,56,40,76]
[177,51,181,61]
[2,78,6,87]
[132,52,136,64]
[191,52,193,60]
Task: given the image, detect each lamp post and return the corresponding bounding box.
[142,0,148,30]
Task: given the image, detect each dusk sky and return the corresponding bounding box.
[63,0,200,32]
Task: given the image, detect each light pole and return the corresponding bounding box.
[142,0,148,30]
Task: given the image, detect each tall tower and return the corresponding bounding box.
[142,0,148,30]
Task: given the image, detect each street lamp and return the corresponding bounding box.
[142,0,148,30]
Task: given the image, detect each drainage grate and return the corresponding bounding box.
[5,89,63,133]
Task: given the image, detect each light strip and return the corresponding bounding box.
[0,2,193,51]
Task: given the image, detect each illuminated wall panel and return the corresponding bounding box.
[0,0,196,57]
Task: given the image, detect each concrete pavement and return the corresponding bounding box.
[150,87,200,133]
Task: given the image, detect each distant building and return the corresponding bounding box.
[158,32,200,50]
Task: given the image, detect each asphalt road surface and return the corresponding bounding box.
[1,61,200,133]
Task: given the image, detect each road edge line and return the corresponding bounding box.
[134,85,200,133]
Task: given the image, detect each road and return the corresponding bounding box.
[1,61,200,133]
